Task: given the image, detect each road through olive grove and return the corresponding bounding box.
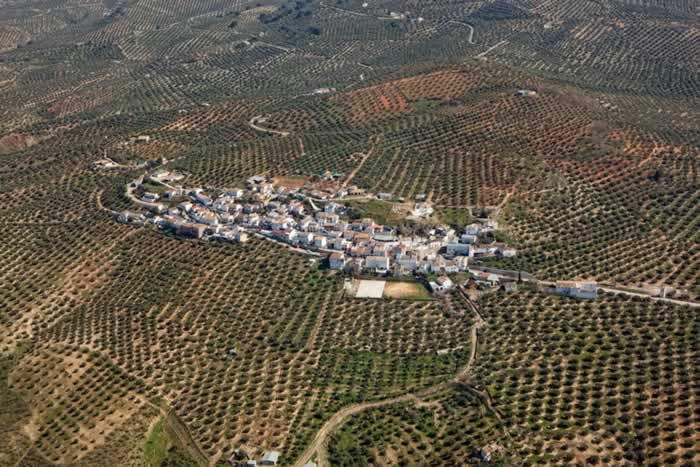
[292,291,484,467]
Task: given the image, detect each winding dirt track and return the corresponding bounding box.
[248,115,290,136]
[293,295,483,467]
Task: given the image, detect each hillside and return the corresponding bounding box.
[0,1,698,466]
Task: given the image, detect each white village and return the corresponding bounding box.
[112,163,604,301]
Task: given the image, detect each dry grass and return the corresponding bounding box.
[383,281,431,300]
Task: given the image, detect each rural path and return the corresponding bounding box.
[537,280,700,308]
[476,40,508,58]
[125,179,161,210]
[448,20,475,44]
[248,115,290,137]
[319,1,395,20]
[342,139,377,188]
[253,40,293,53]
[490,189,514,221]
[95,189,119,216]
[598,286,700,308]
[292,291,483,467]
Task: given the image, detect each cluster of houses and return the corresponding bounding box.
[118,173,518,277]
[118,171,609,303]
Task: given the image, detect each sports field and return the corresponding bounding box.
[355,280,386,298]
[384,281,432,300]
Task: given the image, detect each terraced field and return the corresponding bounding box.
[1,0,698,465]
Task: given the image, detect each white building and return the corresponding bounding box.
[446,243,472,256]
[552,281,598,300]
[459,234,478,244]
[299,233,314,244]
[190,207,218,225]
[412,203,434,217]
[329,252,346,270]
[260,451,280,465]
[366,256,390,272]
[142,192,159,203]
[314,236,328,248]
[397,258,419,272]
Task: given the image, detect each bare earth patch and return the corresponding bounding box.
[383,281,431,300]
[355,280,386,298]
[0,133,44,154]
[273,176,308,189]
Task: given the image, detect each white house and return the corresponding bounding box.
[314,236,328,248]
[412,203,434,217]
[516,89,537,97]
[220,213,236,224]
[397,257,419,272]
[299,216,314,230]
[142,192,159,203]
[454,256,470,270]
[325,202,340,213]
[260,451,280,465]
[552,281,598,300]
[329,252,346,270]
[446,243,472,256]
[465,224,481,235]
[299,233,314,244]
[498,247,517,258]
[332,238,348,250]
[459,234,478,244]
[269,217,291,230]
[117,211,145,224]
[472,271,499,286]
[190,207,218,225]
[316,212,339,225]
[366,255,390,272]
[194,192,212,206]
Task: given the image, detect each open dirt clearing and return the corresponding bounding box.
[273,176,308,189]
[383,281,430,300]
[355,280,386,298]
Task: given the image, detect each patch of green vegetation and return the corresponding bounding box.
[404,285,431,301]
[160,444,198,467]
[478,229,514,246]
[344,199,403,225]
[0,345,32,463]
[142,181,168,194]
[436,207,471,229]
[411,98,442,112]
[424,271,439,282]
[328,430,370,467]
[144,418,170,467]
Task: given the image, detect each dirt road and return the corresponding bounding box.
[248,115,290,136]
[292,296,483,467]
[342,137,378,188]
